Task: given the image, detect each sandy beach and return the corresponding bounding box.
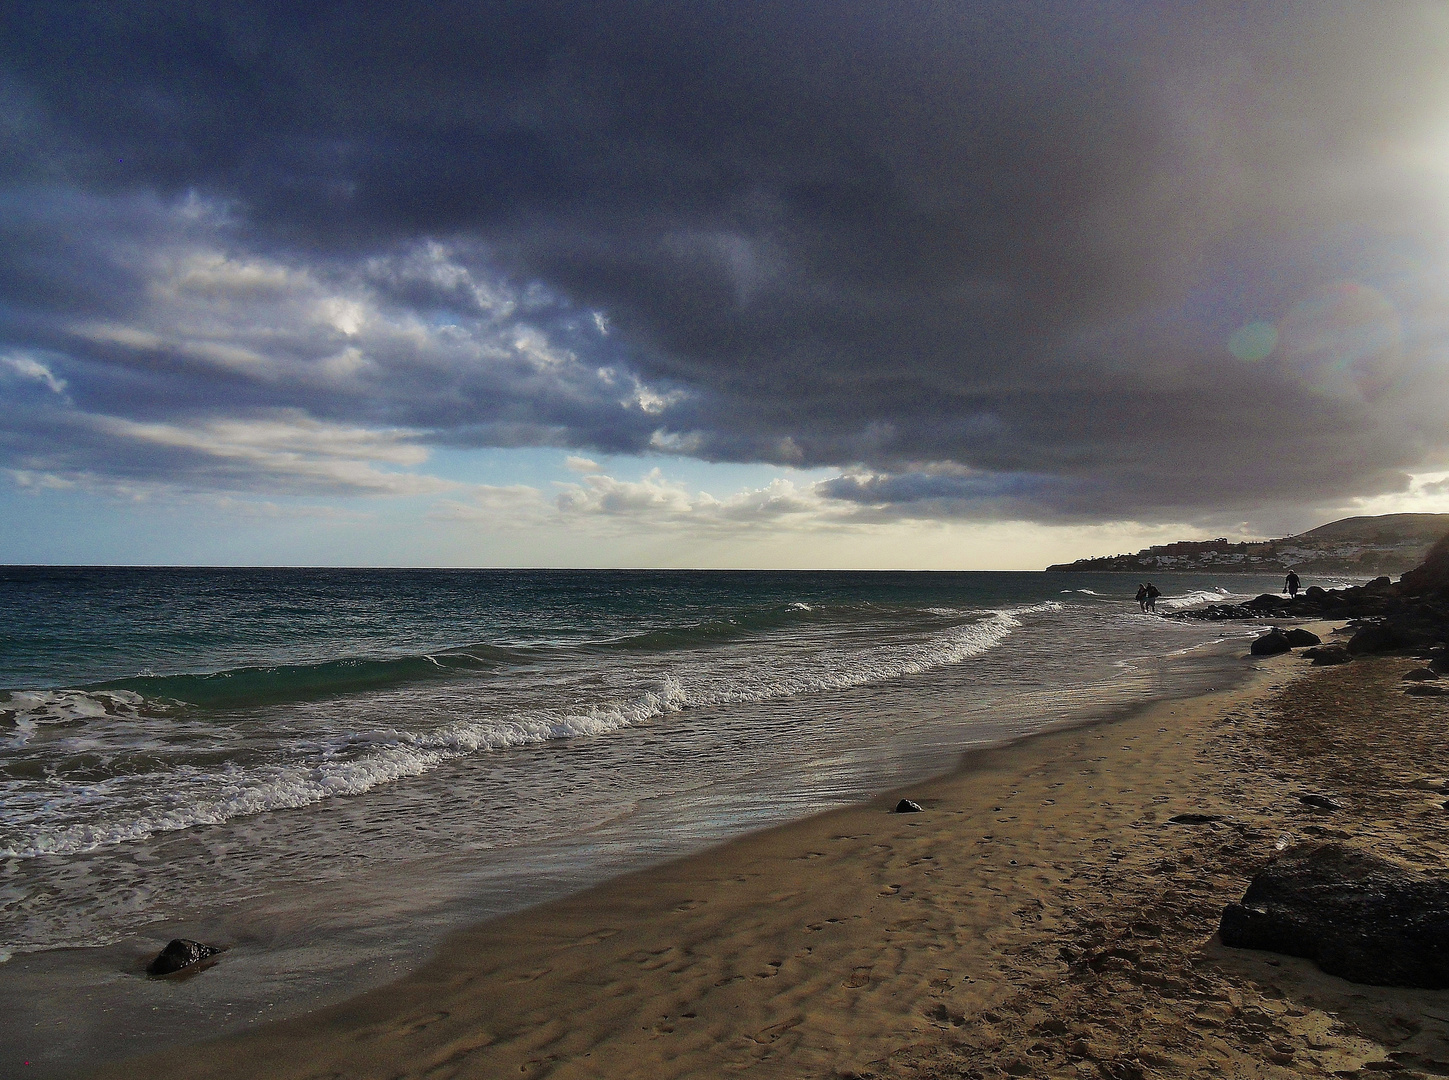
[83,635,1449,1080]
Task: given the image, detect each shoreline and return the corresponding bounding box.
[73,633,1339,1080]
[2,596,1266,1078]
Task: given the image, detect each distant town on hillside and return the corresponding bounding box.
[1046,513,1449,575]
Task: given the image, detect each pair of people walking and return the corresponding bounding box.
[1135,582,1160,613]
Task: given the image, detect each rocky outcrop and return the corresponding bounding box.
[1284,628,1321,647]
[1164,532,1449,675]
[1399,532,1449,595]
[1219,843,1449,988]
[1171,576,1404,624]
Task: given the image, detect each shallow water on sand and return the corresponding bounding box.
[0,568,1289,1074]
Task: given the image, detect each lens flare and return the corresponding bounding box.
[1278,282,1403,401]
[1227,321,1278,361]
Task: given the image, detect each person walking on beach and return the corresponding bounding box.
[1284,570,1301,598]
[1144,582,1160,613]
[1135,583,1148,612]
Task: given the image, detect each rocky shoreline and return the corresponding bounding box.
[1167,533,1449,672]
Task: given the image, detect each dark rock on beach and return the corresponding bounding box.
[894,799,924,813]
[1403,667,1440,681]
[1348,619,1432,655]
[1298,793,1342,810]
[1167,813,1224,825]
[1175,603,1257,620]
[1302,644,1351,666]
[1245,593,1291,612]
[146,939,222,977]
[1283,628,1321,647]
[1219,843,1449,988]
[1406,683,1449,697]
[1250,630,1291,656]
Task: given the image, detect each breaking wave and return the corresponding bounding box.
[1,605,1052,859]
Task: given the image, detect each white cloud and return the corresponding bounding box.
[430,484,554,526]
[555,468,695,517]
[7,468,76,490]
[1,352,68,394]
[88,410,456,496]
[624,377,688,415]
[553,469,842,531]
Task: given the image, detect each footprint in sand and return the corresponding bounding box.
[361,1010,450,1041]
[750,1018,801,1044]
[845,966,873,988]
[569,928,620,946]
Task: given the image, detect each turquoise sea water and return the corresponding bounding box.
[0,566,1297,1072]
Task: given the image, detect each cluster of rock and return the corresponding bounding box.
[1170,578,1399,624]
[1170,532,1449,669]
[1216,534,1449,987]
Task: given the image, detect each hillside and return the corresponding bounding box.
[1046,513,1449,575]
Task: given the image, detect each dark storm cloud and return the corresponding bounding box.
[3,1,1449,520]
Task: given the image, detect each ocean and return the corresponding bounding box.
[0,566,1295,1072]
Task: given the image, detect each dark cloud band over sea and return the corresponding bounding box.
[3,1,1449,527]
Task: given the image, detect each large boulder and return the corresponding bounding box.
[1250,630,1291,656]
[1219,843,1449,988]
[1283,628,1321,647]
[1302,644,1351,666]
[1348,620,1418,655]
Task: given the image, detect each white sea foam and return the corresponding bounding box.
[2,605,1057,859]
[1156,588,1237,611]
[0,689,146,747]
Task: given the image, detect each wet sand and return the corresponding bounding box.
[86,636,1449,1079]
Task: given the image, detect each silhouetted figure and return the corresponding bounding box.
[1135,583,1148,612]
[1284,570,1301,598]
[1145,582,1160,613]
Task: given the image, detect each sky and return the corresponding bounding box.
[4,1,1449,568]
